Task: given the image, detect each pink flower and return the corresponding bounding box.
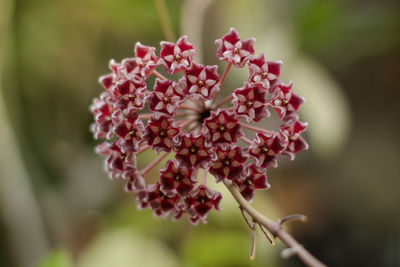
[209,145,248,182]
[184,62,220,100]
[233,82,269,122]
[203,109,243,145]
[269,82,304,121]
[148,78,183,115]
[175,133,211,167]
[92,28,309,224]
[144,114,180,152]
[121,43,159,78]
[248,131,287,168]
[215,28,255,68]
[280,119,309,160]
[146,182,180,217]
[160,160,196,197]
[159,36,196,74]
[185,185,222,224]
[113,112,145,152]
[233,164,270,202]
[248,53,281,92]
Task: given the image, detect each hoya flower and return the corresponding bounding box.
[91,28,308,224]
[248,131,287,168]
[184,62,220,100]
[248,53,281,92]
[280,119,309,160]
[146,182,180,217]
[160,160,196,197]
[215,28,255,68]
[120,43,159,78]
[203,109,242,145]
[233,82,269,122]
[144,114,180,152]
[175,133,211,167]
[148,79,183,115]
[269,82,304,121]
[113,112,145,152]
[159,36,196,74]
[185,185,222,224]
[209,145,248,182]
[233,164,270,202]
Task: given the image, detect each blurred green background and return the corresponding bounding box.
[0,0,399,266]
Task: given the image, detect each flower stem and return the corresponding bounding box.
[240,136,253,145]
[241,124,270,134]
[140,152,169,176]
[211,63,232,105]
[152,70,168,80]
[136,144,151,155]
[224,181,326,267]
[153,0,175,42]
[180,104,202,113]
[202,167,208,186]
[214,95,234,109]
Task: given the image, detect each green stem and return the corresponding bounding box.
[154,0,176,41]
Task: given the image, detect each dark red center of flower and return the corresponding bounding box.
[233,48,239,54]
[175,54,182,61]
[246,101,253,108]
[198,196,207,203]
[139,62,145,68]
[159,130,167,137]
[189,146,198,154]
[129,130,137,137]
[197,80,204,87]
[245,177,253,185]
[282,100,288,105]
[223,159,231,166]
[174,173,183,181]
[218,125,226,132]
[129,95,136,101]
[261,72,267,78]
[199,109,211,124]
[261,146,269,153]
[163,97,170,103]
[289,135,294,141]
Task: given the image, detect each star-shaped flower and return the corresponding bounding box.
[90,92,114,140]
[280,119,308,160]
[112,78,147,115]
[269,82,304,121]
[120,43,159,78]
[184,62,220,100]
[148,78,183,115]
[233,82,269,122]
[160,160,196,197]
[146,182,180,217]
[209,145,248,182]
[159,36,196,74]
[248,131,287,168]
[185,185,222,224]
[175,133,211,167]
[215,28,255,68]
[113,112,145,152]
[248,53,281,92]
[144,114,180,153]
[233,164,270,202]
[203,109,243,145]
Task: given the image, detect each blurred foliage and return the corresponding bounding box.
[0,0,399,266]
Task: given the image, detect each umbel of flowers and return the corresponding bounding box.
[90,28,308,224]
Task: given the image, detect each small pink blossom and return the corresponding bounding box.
[113,112,145,152]
[148,78,183,115]
[215,28,255,68]
[248,131,287,168]
[144,114,180,152]
[269,82,304,121]
[159,36,196,74]
[209,145,248,182]
[184,62,220,100]
[146,182,180,217]
[185,185,222,224]
[248,53,281,92]
[233,164,270,202]
[160,160,196,197]
[203,109,242,145]
[233,82,269,122]
[280,119,309,160]
[175,133,211,167]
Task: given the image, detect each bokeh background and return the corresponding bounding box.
[0,0,399,266]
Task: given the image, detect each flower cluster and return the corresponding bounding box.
[91,28,308,224]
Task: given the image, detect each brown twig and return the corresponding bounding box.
[224,181,326,267]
